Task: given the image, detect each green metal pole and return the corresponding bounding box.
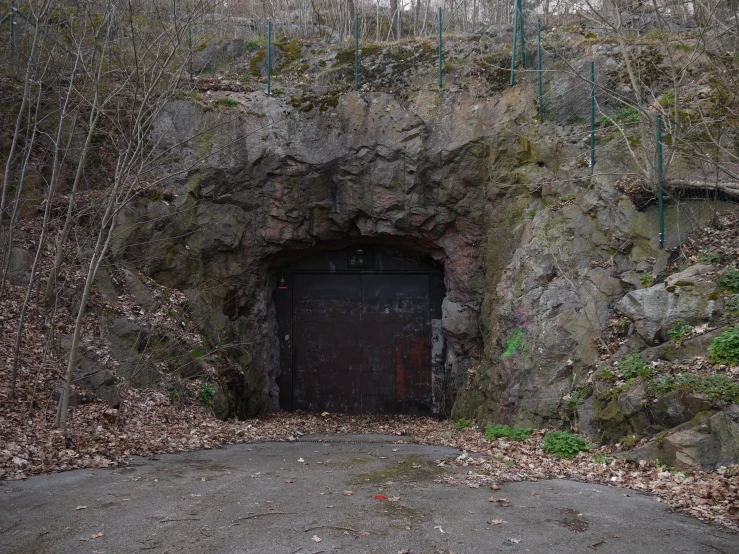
[590,61,595,168]
[510,1,518,87]
[519,0,525,67]
[657,115,664,247]
[188,26,193,86]
[0,11,11,26]
[355,13,359,91]
[438,8,443,89]
[538,22,542,122]
[267,21,271,96]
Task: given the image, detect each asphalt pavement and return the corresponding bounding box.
[1,435,737,553]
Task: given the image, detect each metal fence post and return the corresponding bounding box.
[538,21,543,122]
[519,0,525,67]
[510,1,519,86]
[438,8,443,89]
[657,115,664,247]
[267,21,271,96]
[590,61,595,168]
[355,13,359,91]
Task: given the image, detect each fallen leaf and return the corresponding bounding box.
[488,496,497,503]
[467,482,480,488]
[311,535,322,542]
[529,491,536,496]
[488,519,505,525]
[507,537,521,544]
[325,505,334,508]
[498,498,510,507]
[491,484,501,491]
[398,549,410,554]
[388,496,400,502]
[342,490,353,496]
[297,458,304,463]
[75,506,87,510]
[434,525,446,534]
[359,530,370,536]
[91,533,104,539]
[285,479,294,483]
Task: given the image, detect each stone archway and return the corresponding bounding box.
[114,92,498,418]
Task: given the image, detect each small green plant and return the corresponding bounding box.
[593,453,609,464]
[245,40,261,50]
[528,209,537,218]
[191,347,203,359]
[455,418,473,430]
[697,251,721,265]
[657,90,676,108]
[597,367,617,382]
[717,269,739,294]
[559,192,574,203]
[667,320,693,347]
[169,389,179,403]
[502,329,524,359]
[639,271,652,288]
[485,424,533,441]
[726,295,739,316]
[541,431,591,458]
[198,381,215,408]
[599,106,639,127]
[618,354,650,380]
[708,326,739,365]
[216,98,239,108]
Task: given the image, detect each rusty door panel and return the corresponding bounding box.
[291,272,432,415]
[362,275,431,414]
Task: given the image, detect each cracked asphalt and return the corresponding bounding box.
[1,435,737,554]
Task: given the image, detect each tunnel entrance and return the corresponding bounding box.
[274,245,445,415]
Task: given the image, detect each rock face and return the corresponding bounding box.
[106,81,730,425]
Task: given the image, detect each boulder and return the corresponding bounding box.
[622,410,739,470]
[617,264,722,344]
[123,269,160,311]
[6,247,33,285]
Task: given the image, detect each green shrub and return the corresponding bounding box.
[455,418,473,430]
[717,269,739,294]
[667,320,693,346]
[245,40,261,50]
[199,381,215,408]
[541,431,591,458]
[485,424,533,441]
[639,271,652,288]
[618,354,650,380]
[216,98,239,108]
[708,326,739,365]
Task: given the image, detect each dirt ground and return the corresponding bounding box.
[1,435,737,554]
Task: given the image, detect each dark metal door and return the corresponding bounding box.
[292,274,362,413]
[291,273,432,414]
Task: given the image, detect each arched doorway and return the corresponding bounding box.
[274,245,445,415]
